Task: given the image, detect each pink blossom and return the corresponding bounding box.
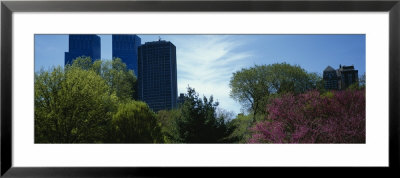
[249,90,365,143]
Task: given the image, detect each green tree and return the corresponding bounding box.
[267,63,319,94]
[176,87,233,143]
[68,56,137,101]
[229,65,270,122]
[101,58,137,101]
[309,72,325,93]
[348,73,366,90]
[229,63,320,122]
[35,66,117,143]
[69,55,94,70]
[226,113,253,143]
[111,100,163,143]
[156,109,181,143]
[216,108,239,143]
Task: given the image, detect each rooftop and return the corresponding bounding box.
[324,66,335,72]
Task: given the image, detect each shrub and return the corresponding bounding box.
[248,90,365,143]
[111,100,163,143]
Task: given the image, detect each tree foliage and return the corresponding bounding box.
[249,90,366,143]
[35,56,364,144]
[35,66,116,143]
[226,113,253,143]
[110,100,163,143]
[69,56,137,101]
[229,65,270,121]
[229,63,321,122]
[175,87,234,143]
[35,57,152,143]
[156,109,181,143]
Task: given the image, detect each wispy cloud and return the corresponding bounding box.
[168,35,252,115]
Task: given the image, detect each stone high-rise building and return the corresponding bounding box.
[323,65,358,90]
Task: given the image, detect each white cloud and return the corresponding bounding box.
[168,35,252,115]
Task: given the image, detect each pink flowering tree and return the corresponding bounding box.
[248,90,365,143]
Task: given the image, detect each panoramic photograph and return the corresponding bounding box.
[34,34,366,144]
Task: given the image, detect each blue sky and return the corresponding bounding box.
[35,34,366,115]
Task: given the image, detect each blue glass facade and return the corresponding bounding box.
[112,35,141,76]
[64,35,101,65]
[138,40,178,112]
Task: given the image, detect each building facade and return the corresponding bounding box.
[64,35,101,65]
[323,66,339,90]
[112,35,141,76]
[138,40,178,112]
[323,65,358,90]
[338,65,359,89]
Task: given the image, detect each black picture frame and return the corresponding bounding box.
[1,0,399,177]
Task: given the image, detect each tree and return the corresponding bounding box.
[309,72,326,93]
[35,56,162,143]
[267,63,319,94]
[229,65,270,122]
[229,63,320,122]
[156,109,181,143]
[35,66,117,143]
[215,108,239,143]
[248,90,365,143]
[101,58,137,101]
[176,87,233,143]
[68,56,137,101]
[110,100,163,143]
[226,113,253,143]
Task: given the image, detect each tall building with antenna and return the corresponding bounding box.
[138,39,178,112]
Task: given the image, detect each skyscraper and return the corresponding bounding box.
[112,35,141,76]
[323,66,339,90]
[64,34,101,65]
[138,39,177,112]
[337,65,359,89]
[323,65,358,90]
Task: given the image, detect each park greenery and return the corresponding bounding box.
[35,57,365,143]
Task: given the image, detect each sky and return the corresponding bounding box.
[34,34,366,115]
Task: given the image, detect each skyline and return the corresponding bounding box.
[35,34,366,115]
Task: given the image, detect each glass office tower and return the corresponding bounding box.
[138,40,178,112]
[64,34,101,65]
[112,35,141,76]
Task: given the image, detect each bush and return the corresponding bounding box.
[156,109,181,143]
[111,100,163,143]
[249,90,365,143]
